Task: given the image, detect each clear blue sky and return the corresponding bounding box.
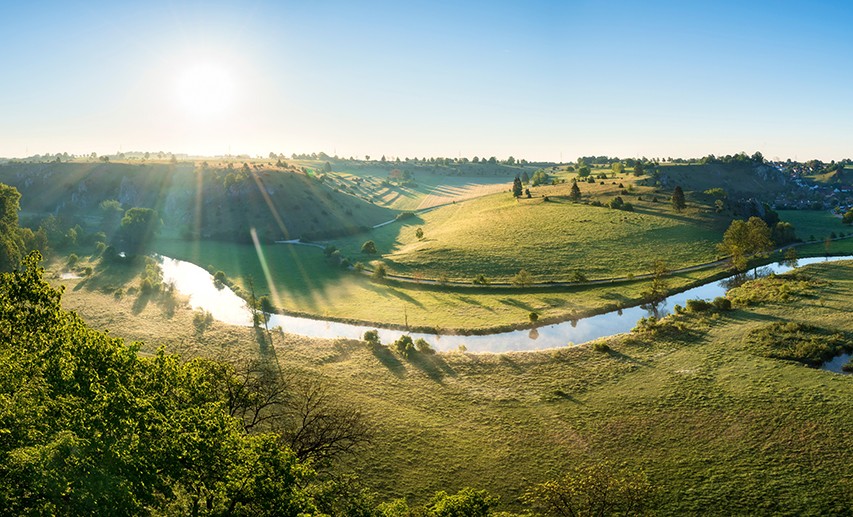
[1,0,851,161]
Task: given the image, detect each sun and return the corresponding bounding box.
[174,62,236,118]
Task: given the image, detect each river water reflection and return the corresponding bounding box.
[160,255,853,354]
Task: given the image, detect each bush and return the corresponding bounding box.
[712,296,732,311]
[685,298,712,312]
[529,312,539,323]
[414,338,435,354]
[213,270,227,289]
[472,274,489,285]
[361,240,377,254]
[372,263,387,280]
[592,342,610,353]
[363,330,381,346]
[393,335,415,358]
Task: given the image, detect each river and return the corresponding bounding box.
[160,255,852,367]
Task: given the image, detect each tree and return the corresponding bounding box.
[843,209,853,225]
[0,252,316,515]
[718,217,774,271]
[612,162,624,175]
[642,259,669,303]
[524,462,655,517]
[98,199,124,234]
[672,186,686,212]
[415,227,424,239]
[512,176,523,198]
[634,161,644,176]
[372,263,386,280]
[361,240,377,254]
[512,269,533,287]
[570,181,582,201]
[118,207,161,255]
[0,183,23,271]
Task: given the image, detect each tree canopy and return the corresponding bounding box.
[718,217,774,271]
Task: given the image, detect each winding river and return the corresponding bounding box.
[160,255,852,368]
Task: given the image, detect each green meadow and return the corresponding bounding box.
[55,256,853,515]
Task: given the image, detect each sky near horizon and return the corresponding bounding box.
[1,1,851,162]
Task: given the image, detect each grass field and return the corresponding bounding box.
[779,209,849,241]
[331,181,728,283]
[53,257,853,514]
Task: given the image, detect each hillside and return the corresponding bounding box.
[0,162,395,243]
[653,162,793,199]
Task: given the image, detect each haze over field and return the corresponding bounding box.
[2,1,852,161]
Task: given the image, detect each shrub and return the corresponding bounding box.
[592,342,610,353]
[372,263,387,280]
[414,338,435,354]
[685,298,712,312]
[393,335,416,358]
[712,296,732,311]
[529,312,539,323]
[213,270,227,289]
[361,240,377,254]
[473,274,489,285]
[363,330,381,346]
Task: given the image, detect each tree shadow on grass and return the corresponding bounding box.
[409,353,457,383]
[132,291,153,314]
[385,287,425,308]
[370,345,407,378]
[605,348,653,368]
[499,298,535,311]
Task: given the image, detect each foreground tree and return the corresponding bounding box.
[0,183,23,271]
[0,252,316,515]
[524,462,655,517]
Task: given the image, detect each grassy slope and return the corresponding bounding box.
[54,258,853,515]
[0,161,395,242]
[332,177,727,282]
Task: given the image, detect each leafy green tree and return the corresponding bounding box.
[0,252,316,515]
[843,209,853,225]
[612,162,624,175]
[0,183,23,271]
[415,227,424,239]
[634,161,644,176]
[577,166,591,178]
[718,217,774,271]
[524,462,655,517]
[118,207,161,255]
[361,240,377,254]
[672,186,686,212]
[98,199,124,234]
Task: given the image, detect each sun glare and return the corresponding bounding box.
[174,62,236,118]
